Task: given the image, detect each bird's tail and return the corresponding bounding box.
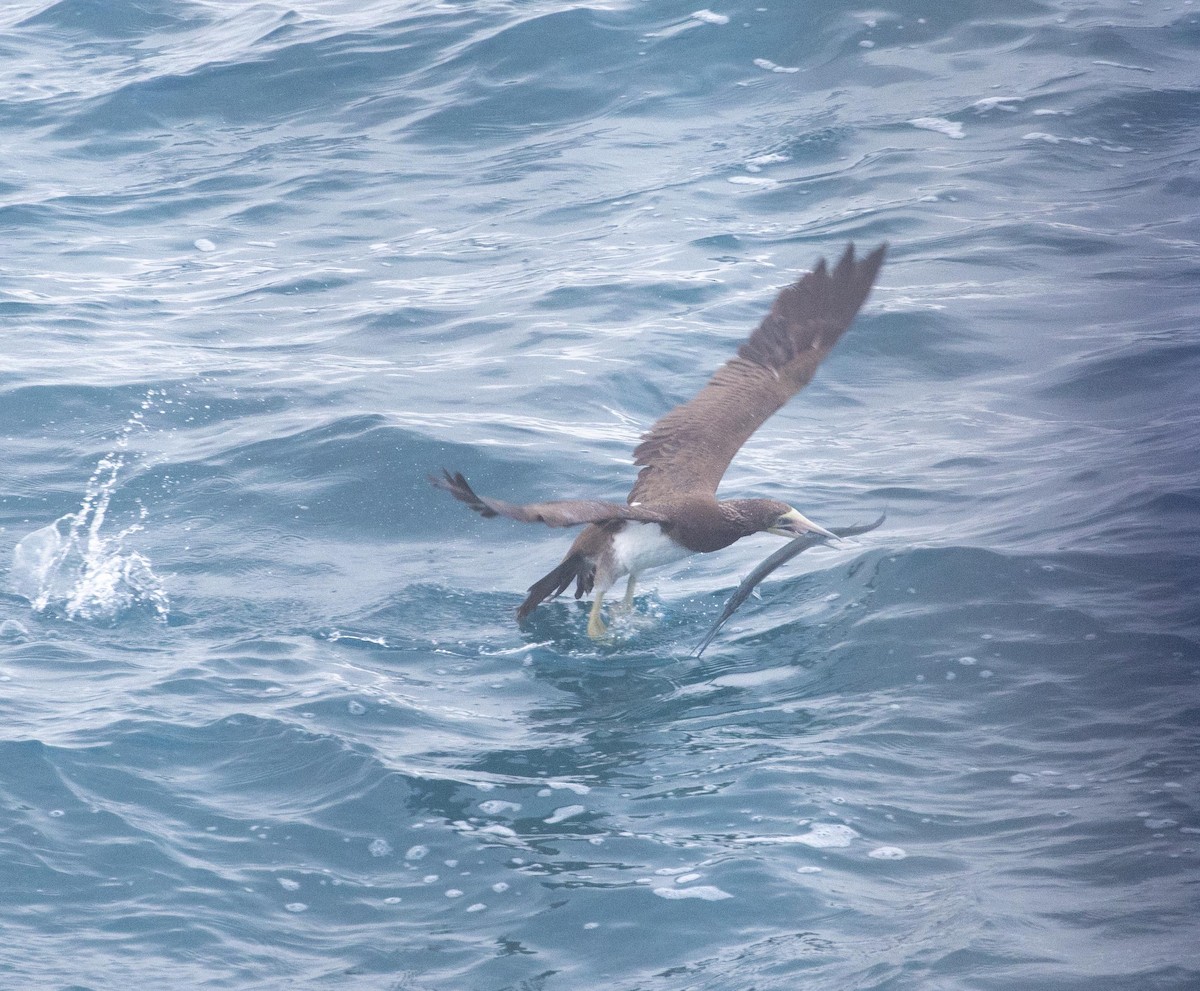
[517,552,594,622]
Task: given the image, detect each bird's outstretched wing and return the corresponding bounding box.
[430,470,670,528]
[628,243,886,505]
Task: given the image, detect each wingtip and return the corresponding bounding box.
[840,240,887,265]
[864,241,888,271]
[820,242,887,286]
[429,468,487,513]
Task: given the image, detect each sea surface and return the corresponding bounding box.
[2,1,1199,988]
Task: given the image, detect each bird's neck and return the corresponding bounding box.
[664,500,751,554]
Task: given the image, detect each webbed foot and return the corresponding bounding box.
[587,592,607,638]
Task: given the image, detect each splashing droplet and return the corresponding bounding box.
[9,400,168,624]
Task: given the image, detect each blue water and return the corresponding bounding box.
[3,1,1199,988]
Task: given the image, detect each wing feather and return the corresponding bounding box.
[628,243,885,504]
[430,470,669,528]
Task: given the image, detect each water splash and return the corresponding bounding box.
[9,397,169,624]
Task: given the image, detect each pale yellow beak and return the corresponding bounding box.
[768,507,838,541]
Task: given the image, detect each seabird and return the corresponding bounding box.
[431,243,886,638]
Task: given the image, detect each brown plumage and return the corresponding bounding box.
[430,243,887,637]
[628,244,886,504]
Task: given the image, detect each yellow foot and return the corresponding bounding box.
[587,592,607,638]
[613,574,637,614]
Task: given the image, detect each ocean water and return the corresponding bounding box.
[2,0,1199,988]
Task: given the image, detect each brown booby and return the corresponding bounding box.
[431,243,886,638]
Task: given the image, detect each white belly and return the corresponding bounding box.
[610,522,692,578]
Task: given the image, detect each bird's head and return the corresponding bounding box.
[765,503,838,540]
[723,499,838,540]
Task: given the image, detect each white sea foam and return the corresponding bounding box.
[544,805,586,824]
[728,176,777,186]
[742,824,859,848]
[652,885,732,901]
[477,824,518,838]
[868,846,908,860]
[753,58,800,73]
[479,800,522,815]
[711,666,796,689]
[544,780,591,795]
[973,96,1024,112]
[910,117,965,139]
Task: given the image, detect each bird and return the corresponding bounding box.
[430,243,886,638]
